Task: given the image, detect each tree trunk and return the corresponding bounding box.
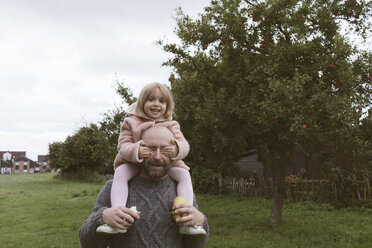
[270,156,286,225]
[217,166,223,191]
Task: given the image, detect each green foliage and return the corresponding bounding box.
[48,80,136,179]
[114,76,137,105]
[98,79,136,175]
[49,124,109,179]
[160,0,371,225]
[99,107,127,175]
[328,167,360,206]
[160,0,371,177]
[191,166,219,194]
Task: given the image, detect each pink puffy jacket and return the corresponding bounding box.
[113,115,190,170]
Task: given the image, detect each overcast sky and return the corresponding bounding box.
[0,0,210,161]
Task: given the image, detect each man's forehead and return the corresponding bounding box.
[143,128,173,146]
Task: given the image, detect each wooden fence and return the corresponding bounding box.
[224,176,372,202]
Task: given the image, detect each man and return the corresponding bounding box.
[79,126,209,248]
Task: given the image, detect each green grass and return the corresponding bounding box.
[1,173,371,248]
[200,194,372,248]
[0,173,102,248]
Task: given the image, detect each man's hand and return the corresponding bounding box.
[138,141,151,159]
[102,206,140,230]
[161,140,179,158]
[173,203,205,227]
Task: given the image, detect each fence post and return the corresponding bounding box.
[239,178,244,195]
[366,178,371,198]
[232,178,236,192]
[364,180,367,200]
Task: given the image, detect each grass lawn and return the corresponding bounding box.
[1,173,371,248]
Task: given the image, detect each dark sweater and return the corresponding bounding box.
[79,175,209,248]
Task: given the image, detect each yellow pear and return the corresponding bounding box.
[171,196,188,221]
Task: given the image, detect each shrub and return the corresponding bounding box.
[191,166,219,194]
[328,167,363,207]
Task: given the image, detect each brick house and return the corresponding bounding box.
[0,159,12,174]
[13,156,40,173]
[0,151,26,162]
[37,155,51,172]
[0,151,51,174]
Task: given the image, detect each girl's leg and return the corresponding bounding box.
[168,167,193,204]
[111,163,140,207]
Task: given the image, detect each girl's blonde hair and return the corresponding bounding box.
[135,82,174,120]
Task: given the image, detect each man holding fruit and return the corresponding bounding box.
[79,125,209,248]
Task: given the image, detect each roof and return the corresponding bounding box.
[14,156,41,167]
[37,155,48,163]
[15,156,31,162]
[234,152,264,177]
[29,160,41,168]
[0,151,26,160]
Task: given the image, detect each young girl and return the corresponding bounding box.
[96,82,206,235]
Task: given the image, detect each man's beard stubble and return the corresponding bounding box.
[141,160,172,179]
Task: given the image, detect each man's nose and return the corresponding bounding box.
[153,148,162,160]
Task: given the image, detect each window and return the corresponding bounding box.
[29,168,34,173]
[15,162,19,165]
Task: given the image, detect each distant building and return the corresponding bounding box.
[0,159,12,174]
[0,151,52,174]
[234,149,264,177]
[0,151,26,162]
[13,156,41,173]
[234,145,323,179]
[37,155,51,172]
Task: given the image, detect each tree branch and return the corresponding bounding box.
[243,0,255,6]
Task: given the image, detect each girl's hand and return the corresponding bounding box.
[161,140,179,158]
[139,141,151,159]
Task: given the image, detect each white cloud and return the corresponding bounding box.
[0,0,210,160]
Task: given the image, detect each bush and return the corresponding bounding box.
[191,166,219,194]
[328,167,363,207]
[55,170,105,184]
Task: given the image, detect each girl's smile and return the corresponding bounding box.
[144,88,167,119]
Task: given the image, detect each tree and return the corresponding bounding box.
[48,141,64,171]
[48,79,137,179]
[98,79,137,174]
[159,0,371,225]
[357,109,372,174]
[49,124,109,179]
[98,107,126,175]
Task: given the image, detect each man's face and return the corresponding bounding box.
[141,128,173,179]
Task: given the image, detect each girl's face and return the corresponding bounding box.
[143,88,167,119]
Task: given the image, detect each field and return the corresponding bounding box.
[0,173,371,248]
